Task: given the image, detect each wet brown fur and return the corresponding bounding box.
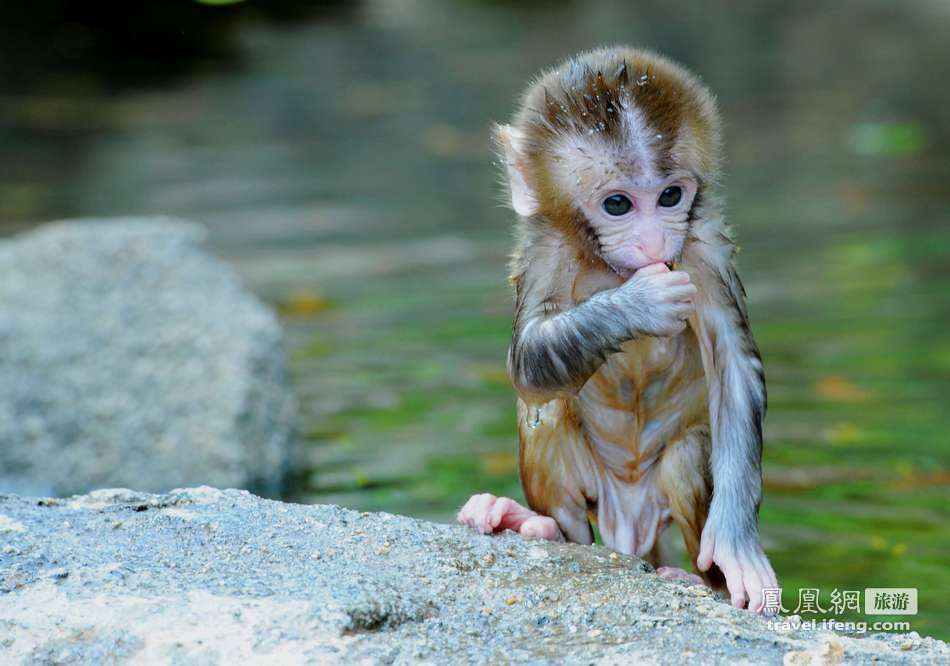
[501,47,752,583]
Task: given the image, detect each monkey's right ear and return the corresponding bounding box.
[494,124,539,217]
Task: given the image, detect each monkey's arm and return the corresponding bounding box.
[507,240,693,403]
[507,268,635,401]
[688,246,777,610]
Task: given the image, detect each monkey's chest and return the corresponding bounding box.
[573,331,708,475]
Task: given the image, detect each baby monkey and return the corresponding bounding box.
[458,46,777,611]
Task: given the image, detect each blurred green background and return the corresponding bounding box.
[1,0,947,639]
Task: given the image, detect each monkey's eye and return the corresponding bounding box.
[658,186,682,207]
[603,194,632,216]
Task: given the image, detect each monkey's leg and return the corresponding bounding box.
[458,399,594,545]
[656,426,726,589]
[518,399,595,544]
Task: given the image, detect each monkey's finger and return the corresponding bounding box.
[742,545,776,588]
[744,568,764,613]
[669,303,694,320]
[715,556,747,608]
[753,554,779,593]
[697,533,715,572]
[665,285,698,302]
[756,565,779,614]
[725,566,749,609]
[634,262,669,277]
[657,317,689,335]
[664,270,693,285]
[648,271,692,287]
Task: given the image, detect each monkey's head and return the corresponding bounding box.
[497,46,721,277]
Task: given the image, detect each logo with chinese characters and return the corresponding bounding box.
[864,588,917,615]
[760,587,917,616]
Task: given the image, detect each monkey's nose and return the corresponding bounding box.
[637,230,666,261]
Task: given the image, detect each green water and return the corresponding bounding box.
[2,0,947,639]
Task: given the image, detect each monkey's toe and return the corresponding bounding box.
[518,515,563,541]
[457,493,499,533]
[656,566,705,586]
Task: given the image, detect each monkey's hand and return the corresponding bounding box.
[697,518,778,613]
[613,262,696,337]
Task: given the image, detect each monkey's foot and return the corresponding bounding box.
[457,493,564,541]
[656,566,705,586]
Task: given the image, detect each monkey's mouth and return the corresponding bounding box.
[612,260,676,279]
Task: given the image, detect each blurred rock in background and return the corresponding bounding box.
[0,219,295,496]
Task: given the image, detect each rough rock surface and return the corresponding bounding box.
[0,488,944,665]
[0,220,294,496]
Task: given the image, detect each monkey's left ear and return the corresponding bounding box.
[494,124,539,217]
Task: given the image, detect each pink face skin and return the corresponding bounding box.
[580,175,698,278]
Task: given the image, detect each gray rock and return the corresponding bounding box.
[0,220,294,496]
[0,488,944,664]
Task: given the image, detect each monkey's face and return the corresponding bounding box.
[546,122,700,277]
[498,48,720,277]
[578,172,698,277]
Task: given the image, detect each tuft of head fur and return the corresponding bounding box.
[497,46,722,260]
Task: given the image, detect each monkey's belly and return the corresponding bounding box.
[516,331,709,556]
[574,332,708,481]
[570,332,708,555]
